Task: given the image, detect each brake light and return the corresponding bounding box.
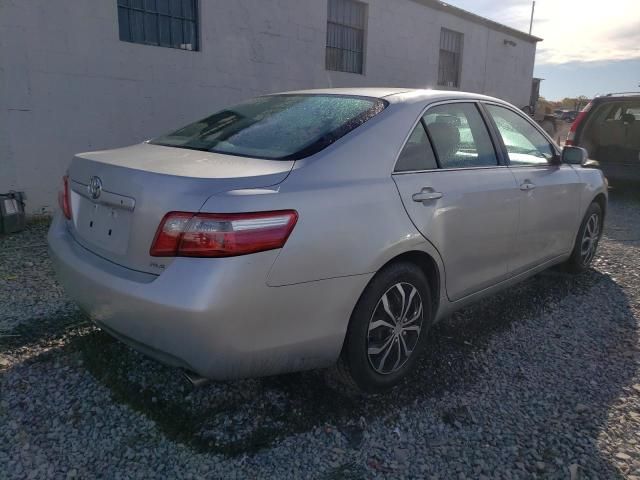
[566,102,592,146]
[58,175,72,220]
[150,210,298,257]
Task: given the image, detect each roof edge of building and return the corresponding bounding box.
[411,0,544,43]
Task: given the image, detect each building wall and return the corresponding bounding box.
[0,0,537,213]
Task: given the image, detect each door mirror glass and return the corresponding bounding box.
[562,146,588,165]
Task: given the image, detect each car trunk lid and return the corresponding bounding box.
[66,143,294,274]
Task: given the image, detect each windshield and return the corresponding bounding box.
[151,94,387,160]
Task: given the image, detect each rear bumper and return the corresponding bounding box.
[47,213,371,380]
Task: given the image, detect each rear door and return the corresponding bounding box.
[483,103,582,274]
[392,102,520,301]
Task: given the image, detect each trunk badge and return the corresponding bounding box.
[88,176,103,200]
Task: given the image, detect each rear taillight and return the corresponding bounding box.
[150,210,298,257]
[566,102,592,146]
[58,175,72,220]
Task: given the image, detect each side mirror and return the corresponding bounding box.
[562,146,589,166]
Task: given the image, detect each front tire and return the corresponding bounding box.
[564,202,603,273]
[332,262,432,393]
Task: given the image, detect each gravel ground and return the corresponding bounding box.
[1,189,640,479]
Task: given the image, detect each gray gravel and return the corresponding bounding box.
[1,189,640,479]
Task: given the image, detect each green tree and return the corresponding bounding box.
[559,96,589,110]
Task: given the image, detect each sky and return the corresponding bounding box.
[445,0,640,100]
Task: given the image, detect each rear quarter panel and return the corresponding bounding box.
[198,102,447,287]
[265,177,442,286]
[200,167,445,290]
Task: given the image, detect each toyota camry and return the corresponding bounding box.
[48,88,607,392]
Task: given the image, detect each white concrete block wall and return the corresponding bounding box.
[0,0,538,213]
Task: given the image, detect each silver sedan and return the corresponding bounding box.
[48,88,607,392]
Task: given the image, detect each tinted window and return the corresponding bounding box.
[423,103,497,169]
[627,106,640,119]
[395,123,438,172]
[486,104,554,166]
[151,95,387,160]
[603,101,640,121]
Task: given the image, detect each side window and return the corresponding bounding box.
[395,123,438,172]
[423,103,498,169]
[604,105,623,121]
[485,104,555,166]
[626,105,640,120]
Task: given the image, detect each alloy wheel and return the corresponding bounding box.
[367,282,424,375]
[580,213,600,266]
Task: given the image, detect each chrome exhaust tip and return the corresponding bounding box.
[183,370,211,387]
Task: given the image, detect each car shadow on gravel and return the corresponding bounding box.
[606,180,640,204]
[5,260,629,476]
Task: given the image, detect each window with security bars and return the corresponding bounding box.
[326,0,366,74]
[438,28,463,88]
[117,0,198,51]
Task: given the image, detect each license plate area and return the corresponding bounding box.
[73,193,133,255]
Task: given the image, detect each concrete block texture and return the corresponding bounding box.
[0,0,537,212]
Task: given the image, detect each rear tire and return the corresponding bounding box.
[330,262,432,394]
[564,202,603,273]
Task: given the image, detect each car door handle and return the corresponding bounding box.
[412,188,443,203]
[520,181,536,191]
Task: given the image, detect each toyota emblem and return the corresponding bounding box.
[88,176,103,200]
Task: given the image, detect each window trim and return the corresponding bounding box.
[420,117,442,169]
[325,0,368,75]
[393,121,440,173]
[391,99,504,175]
[478,101,562,169]
[117,0,200,52]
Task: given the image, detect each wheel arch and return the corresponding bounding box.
[376,250,441,319]
[593,192,607,219]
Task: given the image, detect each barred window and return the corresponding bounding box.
[117,0,198,51]
[326,0,366,74]
[438,28,463,88]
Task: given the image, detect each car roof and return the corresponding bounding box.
[595,92,640,101]
[279,87,413,98]
[273,87,509,105]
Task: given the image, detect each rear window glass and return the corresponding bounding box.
[423,103,498,169]
[151,94,387,160]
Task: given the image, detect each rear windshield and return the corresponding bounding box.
[151,94,388,160]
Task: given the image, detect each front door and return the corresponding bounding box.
[483,103,582,274]
[393,102,520,302]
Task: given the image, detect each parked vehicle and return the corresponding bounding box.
[559,110,579,122]
[48,89,607,393]
[567,92,640,181]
